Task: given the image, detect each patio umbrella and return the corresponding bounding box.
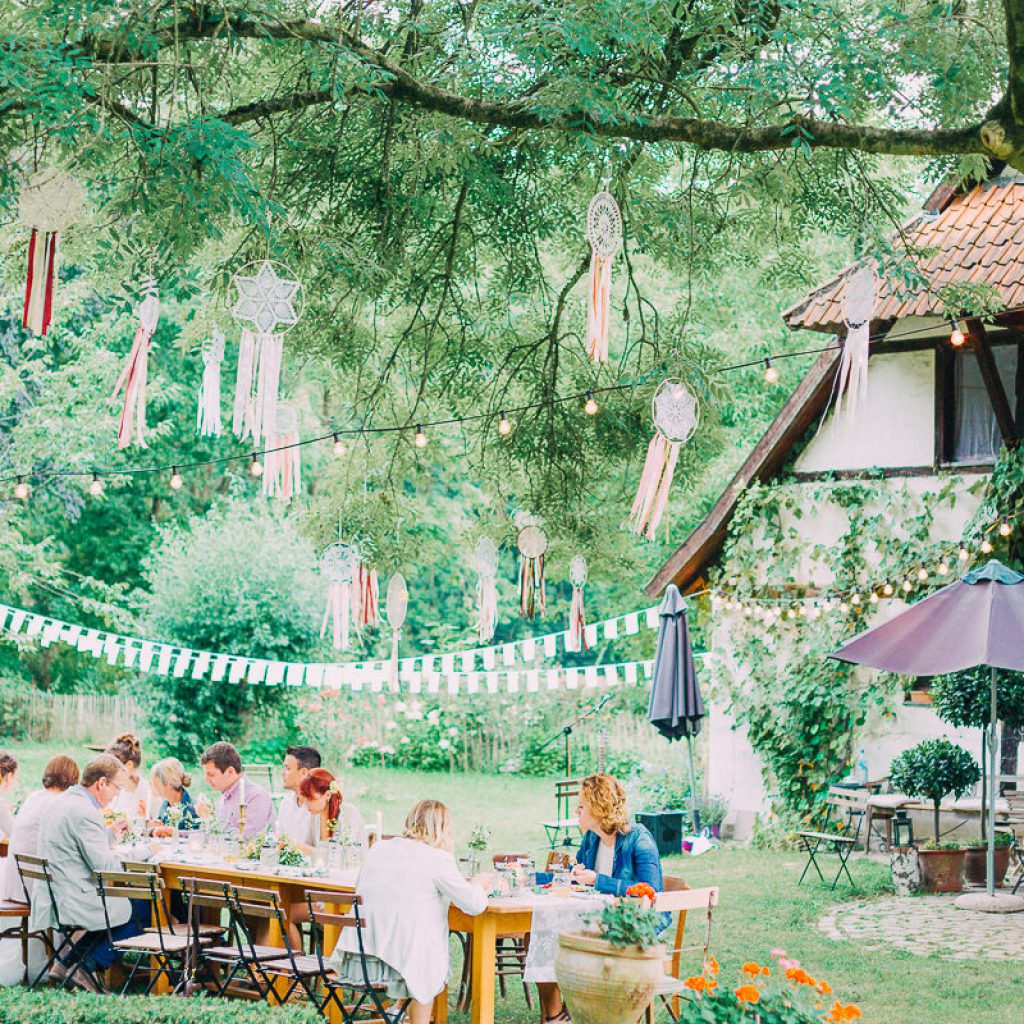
[648,584,705,831]
[831,559,1024,905]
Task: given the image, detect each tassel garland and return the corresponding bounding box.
[519,554,546,620]
[353,565,379,629]
[196,332,224,437]
[831,265,876,424]
[23,229,58,336]
[263,424,301,501]
[567,555,589,653]
[627,433,680,540]
[586,250,612,364]
[233,329,282,442]
[477,574,498,642]
[320,581,351,650]
[112,282,159,450]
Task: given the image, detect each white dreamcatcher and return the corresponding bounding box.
[196,330,225,437]
[585,190,623,364]
[263,403,302,502]
[517,518,548,620]
[320,541,360,650]
[566,554,589,653]
[475,537,500,643]
[831,264,876,424]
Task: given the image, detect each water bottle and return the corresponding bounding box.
[856,748,869,785]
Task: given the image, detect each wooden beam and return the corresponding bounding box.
[966,318,1017,446]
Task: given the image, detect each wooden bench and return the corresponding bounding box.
[796,787,867,889]
[541,779,581,848]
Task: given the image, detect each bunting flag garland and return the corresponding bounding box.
[19,168,84,337]
[475,537,499,642]
[262,404,302,501]
[832,264,876,423]
[230,260,301,442]
[320,542,359,650]
[567,554,588,652]
[517,522,548,619]
[196,331,225,437]
[386,573,408,691]
[112,279,159,450]
[628,378,699,540]
[585,190,622,364]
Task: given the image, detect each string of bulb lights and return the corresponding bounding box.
[0,310,992,501]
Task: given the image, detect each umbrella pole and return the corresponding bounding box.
[686,737,699,833]
[988,666,997,898]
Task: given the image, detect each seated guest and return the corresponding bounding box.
[148,757,200,830]
[297,768,366,851]
[277,745,321,847]
[31,755,150,990]
[536,772,663,1023]
[196,741,274,836]
[329,800,491,1024]
[105,733,150,819]
[0,752,18,839]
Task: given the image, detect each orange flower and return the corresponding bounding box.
[684,976,708,993]
[706,955,720,975]
[786,967,815,986]
[741,961,762,977]
[844,1007,863,1021]
[706,978,718,991]
[734,985,760,1004]
[818,980,833,995]
[827,1002,863,1023]
[761,966,771,976]
[626,882,656,900]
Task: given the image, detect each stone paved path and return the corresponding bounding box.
[819,895,1024,960]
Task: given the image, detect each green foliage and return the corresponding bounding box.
[890,737,980,844]
[932,669,1024,730]
[589,897,661,950]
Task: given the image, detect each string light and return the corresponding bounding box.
[949,321,965,347]
[414,424,428,449]
[839,601,850,613]
[584,391,599,416]
[869,591,879,604]
[764,358,779,384]
[88,473,104,497]
[958,546,970,561]
[498,412,512,436]
[882,582,894,596]
[916,567,928,581]
[332,434,346,457]
[938,561,949,575]
[249,453,263,478]
[902,579,913,593]
[981,538,993,554]
[1000,521,1012,537]
[169,468,183,491]
[13,477,29,501]
[851,593,861,605]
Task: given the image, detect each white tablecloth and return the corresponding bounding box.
[522,894,609,983]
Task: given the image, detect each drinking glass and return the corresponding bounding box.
[223,836,240,863]
[311,843,329,873]
[551,867,571,895]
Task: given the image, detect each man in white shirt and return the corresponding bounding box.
[276,745,321,847]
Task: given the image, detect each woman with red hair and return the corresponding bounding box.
[297,768,367,850]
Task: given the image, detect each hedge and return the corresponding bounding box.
[0,987,319,1023]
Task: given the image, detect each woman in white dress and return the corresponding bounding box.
[106,733,151,819]
[0,752,18,839]
[329,799,492,1024]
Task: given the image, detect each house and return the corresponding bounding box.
[648,169,1024,836]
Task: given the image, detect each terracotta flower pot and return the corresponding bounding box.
[555,932,665,1024]
[963,846,1011,887]
[917,848,966,892]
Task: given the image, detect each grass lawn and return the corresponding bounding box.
[2,739,1021,1023]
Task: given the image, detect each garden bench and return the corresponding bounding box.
[796,787,867,889]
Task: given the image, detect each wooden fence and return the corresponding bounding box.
[1,691,142,744]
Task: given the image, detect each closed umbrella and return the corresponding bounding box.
[648,584,705,831]
[831,559,1024,907]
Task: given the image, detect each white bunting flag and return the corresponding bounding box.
[584,624,598,647]
[427,672,440,694]
[441,653,455,673]
[409,671,422,694]
[305,664,324,688]
[192,652,211,679]
[506,670,519,693]
[521,638,536,661]
[60,624,82,645]
[265,662,285,686]
[323,665,343,691]
[544,634,558,657]
[228,658,246,684]
[565,668,579,690]
[41,620,60,647]
[624,662,638,684]
[447,672,460,695]
[501,644,516,666]
[25,615,43,638]
[547,668,560,691]
[483,647,496,670]
[156,645,174,675]
[139,641,156,672]
[526,670,539,692]
[645,607,658,628]
[461,651,475,672]
[8,610,26,634]
[624,612,640,635]
[421,656,435,674]
[604,618,619,639]
[584,665,599,688]
[247,660,268,685]
[211,654,229,682]
[604,664,618,686]
[173,649,191,678]
[286,664,304,687]
[105,637,121,666]
[466,672,479,694]
[123,641,139,669]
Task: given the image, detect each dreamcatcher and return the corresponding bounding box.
[386,573,409,692]
[831,264,876,423]
[231,260,302,442]
[320,542,360,650]
[112,279,159,449]
[585,190,622,364]
[475,537,499,643]
[19,168,84,337]
[567,554,588,653]
[196,330,225,437]
[517,520,548,620]
[263,404,301,502]
[628,379,699,540]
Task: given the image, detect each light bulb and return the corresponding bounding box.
[584,391,599,416]
[902,579,913,593]
[498,412,511,436]
[332,434,346,458]
[917,567,928,581]
[764,358,779,384]
[170,468,183,491]
[249,454,263,478]
[981,539,993,554]
[13,478,29,501]
[851,593,861,605]
[949,321,965,347]
[88,473,104,497]
[1000,521,1012,537]
[787,608,796,619]
[414,424,427,448]
[869,592,879,604]
[958,546,969,561]
[839,602,850,613]
[938,561,949,575]
[882,582,894,596]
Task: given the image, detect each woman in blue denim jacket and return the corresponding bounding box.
[537,773,664,1022]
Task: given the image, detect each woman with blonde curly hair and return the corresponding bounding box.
[537,773,663,1022]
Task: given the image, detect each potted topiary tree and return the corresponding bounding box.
[889,738,980,893]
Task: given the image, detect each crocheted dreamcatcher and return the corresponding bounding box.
[628,379,699,540]
[585,190,622,364]
[231,260,302,442]
[112,279,159,449]
[566,554,589,653]
[517,520,548,620]
[263,404,301,502]
[832,264,876,423]
[19,168,84,336]
[320,541,360,650]
[196,330,225,437]
[475,537,499,643]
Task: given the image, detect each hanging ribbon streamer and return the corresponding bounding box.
[230,260,301,442]
[320,543,359,650]
[263,405,302,502]
[19,168,83,337]
[627,379,699,540]
[567,555,589,653]
[474,537,499,643]
[831,264,876,424]
[355,564,379,629]
[196,331,225,437]
[585,190,622,364]
[517,522,548,620]
[112,279,159,450]
[386,573,408,692]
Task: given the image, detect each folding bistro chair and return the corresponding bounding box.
[796,787,865,889]
[14,853,105,992]
[541,779,581,848]
[306,889,411,1024]
[0,859,43,985]
[1005,790,1024,895]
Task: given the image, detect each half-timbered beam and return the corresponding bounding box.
[967,318,1018,446]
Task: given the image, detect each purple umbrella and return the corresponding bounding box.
[831,559,1024,900]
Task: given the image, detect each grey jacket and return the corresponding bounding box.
[30,786,130,933]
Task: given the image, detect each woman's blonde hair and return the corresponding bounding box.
[403,799,454,851]
[580,773,630,835]
[151,757,192,792]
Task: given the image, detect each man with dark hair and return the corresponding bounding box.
[197,741,274,836]
[277,745,322,846]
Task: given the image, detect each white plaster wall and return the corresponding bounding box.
[795,350,935,472]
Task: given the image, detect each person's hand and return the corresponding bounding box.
[195,796,212,818]
[471,872,495,891]
[136,799,147,818]
[571,865,597,886]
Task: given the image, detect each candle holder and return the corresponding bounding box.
[238,802,247,837]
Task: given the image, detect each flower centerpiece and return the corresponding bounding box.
[467,823,491,875]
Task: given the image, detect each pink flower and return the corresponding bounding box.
[778,959,799,971]
[770,949,787,959]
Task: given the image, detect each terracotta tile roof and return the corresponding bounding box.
[783,174,1024,334]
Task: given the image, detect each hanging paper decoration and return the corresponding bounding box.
[386,573,409,691]
[567,554,588,652]
[263,404,302,501]
[19,168,84,337]
[320,542,359,650]
[196,330,225,437]
[353,563,379,629]
[112,279,159,450]
[230,260,302,442]
[475,537,499,643]
[628,378,699,541]
[517,522,548,620]
[585,190,622,365]
[832,264,876,423]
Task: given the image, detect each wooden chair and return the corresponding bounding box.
[542,779,581,848]
[545,850,573,872]
[1005,790,1024,894]
[644,880,719,1024]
